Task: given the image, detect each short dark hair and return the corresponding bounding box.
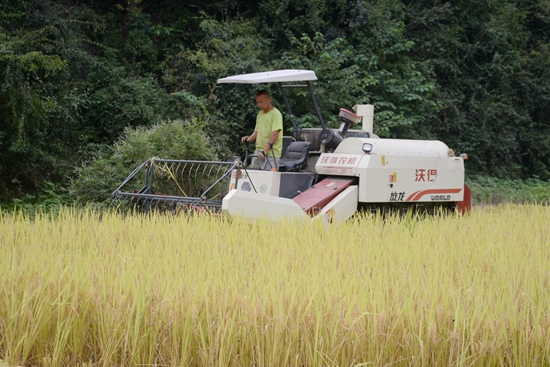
[255,89,270,98]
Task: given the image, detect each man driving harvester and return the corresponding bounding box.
[241,90,283,170]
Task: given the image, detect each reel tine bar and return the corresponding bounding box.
[111,159,238,214]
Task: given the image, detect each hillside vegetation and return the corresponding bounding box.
[1,0,549,204]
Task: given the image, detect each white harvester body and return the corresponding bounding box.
[222,137,466,223]
[219,70,469,223]
[317,137,465,204]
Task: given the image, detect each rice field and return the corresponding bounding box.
[0,205,549,367]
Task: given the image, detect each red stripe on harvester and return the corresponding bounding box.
[408,190,422,200]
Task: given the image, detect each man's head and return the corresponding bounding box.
[255,90,273,113]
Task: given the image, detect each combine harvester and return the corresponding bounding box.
[111,70,470,223]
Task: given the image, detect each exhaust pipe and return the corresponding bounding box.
[354,104,374,135]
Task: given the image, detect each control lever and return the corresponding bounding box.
[268,142,278,172]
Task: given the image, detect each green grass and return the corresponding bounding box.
[467,175,550,205]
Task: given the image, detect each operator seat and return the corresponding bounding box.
[278,141,311,172]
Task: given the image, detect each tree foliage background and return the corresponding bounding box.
[1,0,549,203]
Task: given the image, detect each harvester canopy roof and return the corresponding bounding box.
[217,70,317,84]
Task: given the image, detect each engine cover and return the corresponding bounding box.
[315,138,465,204]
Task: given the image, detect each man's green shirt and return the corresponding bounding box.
[255,107,283,157]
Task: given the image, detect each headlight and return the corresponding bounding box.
[362,143,373,153]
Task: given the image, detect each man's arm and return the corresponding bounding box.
[263,130,280,152]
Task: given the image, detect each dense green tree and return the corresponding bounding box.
[257,0,349,50]
[1,0,550,205]
[272,31,437,137]
[403,0,550,178]
[0,0,105,201]
[160,16,271,155]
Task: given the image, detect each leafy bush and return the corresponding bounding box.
[467,175,550,205]
[2,182,73,218]
[70,120,218,205]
